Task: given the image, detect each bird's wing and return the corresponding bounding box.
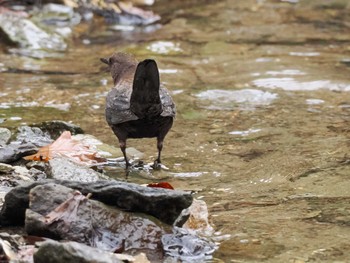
[105,84,138,125]
[160,86,176,118]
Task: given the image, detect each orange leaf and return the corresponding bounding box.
[23,131,106,165]
[147,182,174,190]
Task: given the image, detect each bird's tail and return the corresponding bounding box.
[130,59,162,119]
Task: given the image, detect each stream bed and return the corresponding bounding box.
[1,0,350,262]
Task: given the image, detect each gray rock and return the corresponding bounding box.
[34,120,84,140]
[16,126,52,147]
[0,13,67,51]
[0,128,11,147]
[0,142,38,164]
[34,240,125,263]
[12,166,32,181]
[26,184,165,254]
[0,179,193,226]
[28,167,47,180]
[47,157,103,182]
[162,227,217,261]
[69,134,121,159]
[26,161,47,172]
[34,3,81,28]
[0,163,14,174]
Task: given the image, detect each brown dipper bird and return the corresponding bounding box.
[100,52,176,168]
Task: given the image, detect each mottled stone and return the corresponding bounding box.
[0,128,11,147]
[0,13,66,50]
[16,126,52,147]
[26,184,165,254]
[48,157,103,182]
[34,240,125,263]
[35,120,84,139]
[0,142,38,164]
[0,179,193,226]
[0,163,14,174]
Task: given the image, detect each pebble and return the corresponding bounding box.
[0,163,14,174]
[0,128,11,147]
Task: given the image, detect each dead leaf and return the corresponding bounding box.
[16,245,36,262]
[147,182,174,190]
[44,191,91,230]
[118,1,160,21]
[23,131,106,165]
[0,238,17,261]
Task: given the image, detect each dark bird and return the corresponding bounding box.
[100,52,176,168]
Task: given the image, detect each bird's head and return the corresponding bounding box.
[100,52,138,85]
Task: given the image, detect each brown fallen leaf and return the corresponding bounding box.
[23,131,106,165]
[118,1,160,22]
[44,191,91,230]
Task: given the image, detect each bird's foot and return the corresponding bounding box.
[125,161,131,169]
[151,159,162,170]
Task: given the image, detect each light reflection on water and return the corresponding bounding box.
[146,41,182,54]
[252,78,350,91]
[195,89,278,110]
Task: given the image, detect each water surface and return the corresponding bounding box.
[1,0,350,261]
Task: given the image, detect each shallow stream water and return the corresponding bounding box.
[1,0,350,262]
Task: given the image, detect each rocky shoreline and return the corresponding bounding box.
[0,120,216,262]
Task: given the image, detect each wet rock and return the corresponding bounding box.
[16,126,52,147]
[131,0,155,6]
[34,240,127,263]
[183,199,215,237]
[125,147,144,160]
[0,179,193,226]
[0,128,11,147]
[0,163,14,174]
[12,166,32,181]
[35,120,84,139]
[28,167,47,180]
[26,183,165,255]
[26,161,47,172]
[47,157,103,182]
[0,142,38,164]
[209,128,224,134]
[340,58,350,67]
[37,4,81,27]
[72,134,122,158]
[0,13,67,51]
[162,227,217,261]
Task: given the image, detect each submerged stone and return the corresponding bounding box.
[162,227,217,261]
[34,240,127,263]
[195,89,278,110]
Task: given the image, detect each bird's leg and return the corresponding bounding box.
[153,138,163,169]
[119,140,130,168]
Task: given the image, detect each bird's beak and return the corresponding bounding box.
[100,58,109,65]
